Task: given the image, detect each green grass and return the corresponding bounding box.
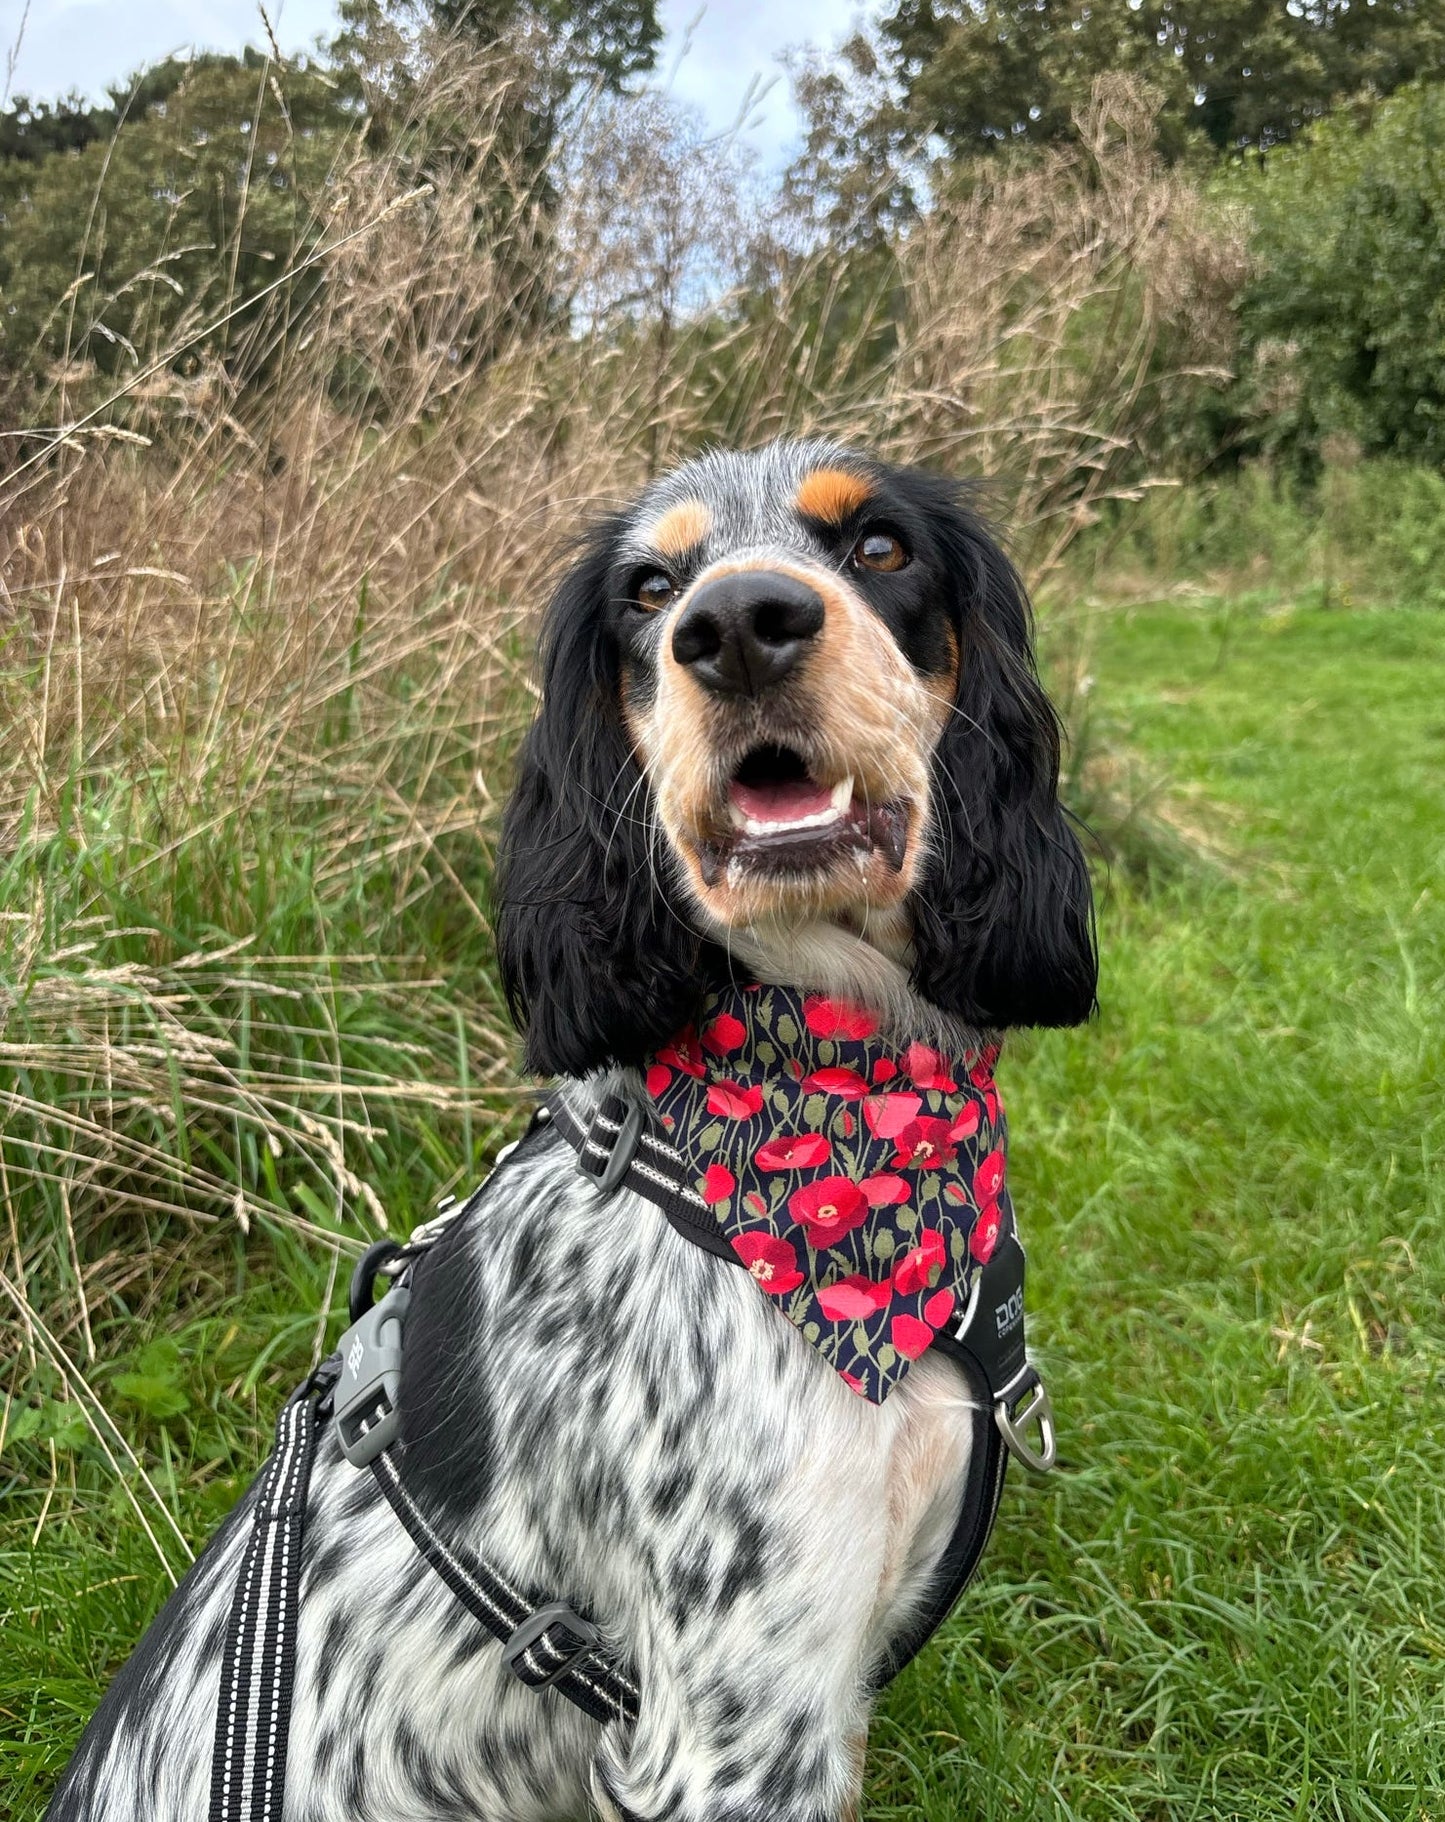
[3,593,1443,1818]
[876,595,1445,1818]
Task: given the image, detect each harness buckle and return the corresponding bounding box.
[333,1285,411,1468]
[577,1093,643,1197]
[994,1365,1057,1474]
[501,1602,602,1691]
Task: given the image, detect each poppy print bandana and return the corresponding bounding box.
[644,984,1014,1404]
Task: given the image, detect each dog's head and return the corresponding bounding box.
[496,439,1097,1077]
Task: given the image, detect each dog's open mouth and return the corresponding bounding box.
[695,744,909,887]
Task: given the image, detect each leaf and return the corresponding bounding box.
[112,1372,190,1421]
[36,1400,91,1452]
[1,1404,44,1450]
[112,1335,190,1420]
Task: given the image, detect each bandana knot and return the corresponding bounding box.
[645,984,1014,1403]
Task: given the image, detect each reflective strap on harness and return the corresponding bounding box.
[366,1442,640,1726]
[209,1387,320,1822]
[329,1200,643,1728]
[548,1089,726,1250]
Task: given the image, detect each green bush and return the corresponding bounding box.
[1227,83,1445,470]
[0,54,351,384]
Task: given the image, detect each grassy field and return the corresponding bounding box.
[876,594,1445,1818]
[3,589,1443,1818]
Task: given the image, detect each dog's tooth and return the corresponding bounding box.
[830,775,854,814]
[742,805,843,836]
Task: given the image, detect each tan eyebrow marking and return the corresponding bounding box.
[643,499,713,560]
[794,467,874,525]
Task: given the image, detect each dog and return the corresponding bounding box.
[47,438,1095,1822]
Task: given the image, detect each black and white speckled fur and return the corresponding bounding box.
[49,1118,975,1822]
[47,440,1096,1821]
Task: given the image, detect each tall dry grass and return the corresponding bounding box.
[0,42,1241,1398]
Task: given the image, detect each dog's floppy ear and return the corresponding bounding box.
[907,484,1098,1029]
[495,519,707,1077]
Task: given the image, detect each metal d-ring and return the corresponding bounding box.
[995,1372,1057,1474]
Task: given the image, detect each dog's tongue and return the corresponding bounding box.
[730,777,834,825]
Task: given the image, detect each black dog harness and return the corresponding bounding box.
[210,1086,1056,1820]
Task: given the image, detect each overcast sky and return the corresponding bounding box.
[0,0,861,163]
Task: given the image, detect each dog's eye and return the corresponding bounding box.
[852,531,908,573]
[634,572,678,612]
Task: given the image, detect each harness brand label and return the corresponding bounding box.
[346,1337,365,1377]
[995,1289,1024,1336]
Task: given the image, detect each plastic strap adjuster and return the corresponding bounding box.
[501,1603,602,1691]
[334,1285,411,1467]
[577,1093,644,1197]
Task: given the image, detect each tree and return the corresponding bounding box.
[427,0,660,89]
[0,53,355,384]
[335,0,660,98]
[1230,82,1445,468]
[879,0,1445,158]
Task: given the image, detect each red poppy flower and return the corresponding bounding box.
[702,1164,736,1204]
[645,1063,672,1098]
[840,1111,856,1138]
[973,1147,1005,1205]
[862,1092,922,1138]
[707,1080,765,1119]
[754,1132,831,1170]
[816,1274,894,1321]
[839,1370,867,1397]
[859,1173,910,1206]
[893,1117,958,1169]
[970,1203,1001,1264]
[800,1066,871,1099]
[803,996,879,1040]
[871,1056,898,1084]
[923,1287,956,1329]
[658,1028,706,1077]
[901,1041,958,1092]
[702,1012,747,1055]
[789,1176,869,1248]
[892,1227,946,1295]
[969,1060,1000,1124]
[890,1313,935,1360]
[949,1101,981,1143]
[731,1231,804,1295]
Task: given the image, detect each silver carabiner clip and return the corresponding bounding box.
[994,1370,1057,1474]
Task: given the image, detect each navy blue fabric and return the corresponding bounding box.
[646,984,1017,1403]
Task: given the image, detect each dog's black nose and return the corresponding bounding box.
[671,570,825,697]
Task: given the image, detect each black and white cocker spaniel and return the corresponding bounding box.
[48,440,1096,1822]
